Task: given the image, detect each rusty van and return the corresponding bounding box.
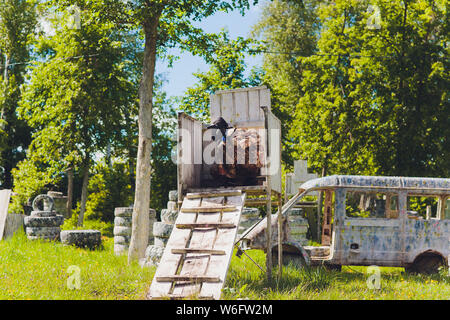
[241,175,450,274]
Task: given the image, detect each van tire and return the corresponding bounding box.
[405,251,445,274]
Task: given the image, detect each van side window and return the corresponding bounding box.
[345,191,398,219]
[406,195,439,220]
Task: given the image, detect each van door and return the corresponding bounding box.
[338,189,403,266]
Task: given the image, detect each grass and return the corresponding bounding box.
[0,230,154,299]
[0,231,449,300]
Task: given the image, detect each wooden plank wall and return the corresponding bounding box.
[178,87,282,195]
[178,113,204,196]
[267,111,282,194]
[3,214,24,239]
[209,86,282,194]
[0,189,12,240]
[210,86,271,127]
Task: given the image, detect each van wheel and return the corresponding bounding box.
[324,264,342,271]
[271,250,307,269]
[271,243,308,269]
[406,252,445,274]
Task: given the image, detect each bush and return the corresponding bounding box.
[84,161,134,223]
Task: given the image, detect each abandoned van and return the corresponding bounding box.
[243,175,450,274]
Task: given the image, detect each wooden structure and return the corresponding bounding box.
[149,87,283,299]
[177,86,282,199]
[148,189,245,299]
[0,189,11,241]
[3,214,24,240]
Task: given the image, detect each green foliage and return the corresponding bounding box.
[256,0,449,177]
[150,86,177,212]
[408,196,438,219]
[0,0,36,188]
[83,161,134,223]
[253,0,320,167]
[9,157,64,214]
[18,3,139,167]
[12,2,140,217]
[179,30,262,122]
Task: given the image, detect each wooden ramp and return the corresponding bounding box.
[148,189,246,300]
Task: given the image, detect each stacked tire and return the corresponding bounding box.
[287,208,309,245]
[24,195,64,241]
[113,207,156,255]
[24,195,64,240]
[61,230,102,249]
[142,190,178,267]
[153,190,177,247]
[237,207,260,238]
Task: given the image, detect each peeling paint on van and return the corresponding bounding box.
[242,175,450,270]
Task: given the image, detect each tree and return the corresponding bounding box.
[253,0,320,167]
[150,78,177,213]
[17,2,139,224]
[257,0,449,177]
[297,0,449,176]
[107,0,260,263]
[0,0,36,188]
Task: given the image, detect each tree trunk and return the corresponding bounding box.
[128,15,160,263]
[77,159,90,227]
[66,166,74,219]
[1,54,9,121]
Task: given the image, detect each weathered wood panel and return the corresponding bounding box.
[267,111,282,194]
[0,190,12,240]
[3,214,25,239]
[148,190,246,300]
[211,86,271,126]
[178,113,204,196]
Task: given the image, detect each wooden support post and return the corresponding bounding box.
[266,188,272,283]
[277,192,283,280]
[261,106,272,284]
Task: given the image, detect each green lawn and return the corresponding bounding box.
[0,231,154,299]
[225,251,450,299]
[0,231,448,300]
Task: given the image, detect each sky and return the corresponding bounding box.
[155,2,266,99]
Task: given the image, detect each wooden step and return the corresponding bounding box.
[162,294,214,300]
[148,188,246,300]
[176,223,237,229]
[181,206,237,213]
[186,191,242,199]
[171,248,226,255]
[156,275,221,283]
[245,199,280,206]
